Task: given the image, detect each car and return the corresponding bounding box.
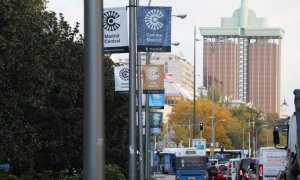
[236,158,256,180]
[226,158,240,180]
[242,162,257,180]
[216,164,228,180]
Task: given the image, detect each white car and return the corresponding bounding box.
[226,158,240,180]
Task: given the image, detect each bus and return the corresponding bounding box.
[160,148,177,174]
[206,148,242,164]
[175,148,207,180]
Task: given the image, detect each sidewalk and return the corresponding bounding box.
[151,172,166,179]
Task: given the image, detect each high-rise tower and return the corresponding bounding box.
[200,0,284,115]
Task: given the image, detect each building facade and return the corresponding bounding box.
[200,0,284,115]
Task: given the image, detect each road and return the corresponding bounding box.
[152,174,175,180]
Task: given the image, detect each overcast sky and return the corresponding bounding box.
[47,0,300,114]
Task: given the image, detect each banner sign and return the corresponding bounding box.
[149,94,165,109]
[103,7,129,53]
[114,66,129,91]
[137,6,172,52]
[143,65,164,94]
[150,112,163,128]
[151,128,161,135]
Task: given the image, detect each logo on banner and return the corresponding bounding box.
[103,11,121,31]
[145,9,164,30]
[147,66,160,80]
[150,112,163,128]
[119,67,129,81]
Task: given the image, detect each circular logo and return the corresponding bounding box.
[145,9,164,30]
[153,94,161,100]
[147,67,159,80]
[119,67,129,81]
[103,11,120,31]
[153,113,161,121]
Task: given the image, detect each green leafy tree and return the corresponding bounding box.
[0,0,84,175]
[103,56,129,177]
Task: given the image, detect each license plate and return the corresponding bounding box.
[188,177,196,180]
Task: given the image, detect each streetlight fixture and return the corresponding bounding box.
[193,26,200,140]
[204,37,220,147]
[173,14,187,19]
[255,125,268,156]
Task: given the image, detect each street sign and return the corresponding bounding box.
[192,139,206,156]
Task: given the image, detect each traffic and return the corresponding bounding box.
[153,89,300,180]
[156,146,286,180]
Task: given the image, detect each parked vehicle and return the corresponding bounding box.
[256,147,286,180]
[273,89,300,180]
[236,158,256,180]
[226,158,240,180]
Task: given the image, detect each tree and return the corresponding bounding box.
[103,56,129,177]
[0,0,132,177]
[0,0,84,175]
[169,98,234,149]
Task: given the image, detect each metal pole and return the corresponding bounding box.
[255,127,258,156]
[136,0,144,178]
[211,38,215,147]
[145,52,151,180]
[242,126,245,151]
[145,3,152,180]
[137,33,145,180]
[193,25,196,140]
[83,0,104,179]
[248,119,251,157]
[129,0,137,179]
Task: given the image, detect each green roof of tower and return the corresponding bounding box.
[200,0,284,38]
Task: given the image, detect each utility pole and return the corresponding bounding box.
[128,0,137,179]
[83,0,105,179]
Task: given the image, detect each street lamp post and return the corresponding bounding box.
[193,26,200,140]
[204,37,220,147]
[255,125,268,155]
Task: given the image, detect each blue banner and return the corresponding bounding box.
[149,93,165,109]
[137,6,172,52]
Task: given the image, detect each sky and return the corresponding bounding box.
[47,0,300,114]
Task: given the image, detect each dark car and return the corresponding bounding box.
[236,158,256,180]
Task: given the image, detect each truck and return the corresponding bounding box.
[256,147,286,180]
[273,89,300,180]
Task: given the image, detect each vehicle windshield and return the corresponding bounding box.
[241,158,256,170]
[176,156,207,170]
[218,165,227,174]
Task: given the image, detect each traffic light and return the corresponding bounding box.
[200,123,204,131]
[220,146,224,154]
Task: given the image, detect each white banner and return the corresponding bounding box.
[114,66,129,91]
[104,7,129,53]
